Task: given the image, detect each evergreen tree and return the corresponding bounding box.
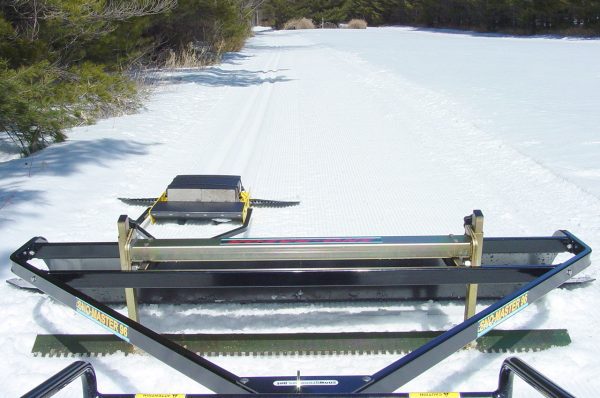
[260,0,600,34]
[0,0,173,155]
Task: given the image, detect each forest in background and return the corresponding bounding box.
[261,0,600,35]
[0,0,258,155]
[2,0,599,156]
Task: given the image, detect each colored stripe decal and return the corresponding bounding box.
[221,237,383,245]
[76,299,130,342]
[477,292,529,337]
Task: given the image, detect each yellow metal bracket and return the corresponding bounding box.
[239,190,251,223]
[117,215,139,322]
[464,210,484,321]
[148,191,168,224]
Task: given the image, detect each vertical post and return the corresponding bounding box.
[464,210,484,321]
[118,215,139,322]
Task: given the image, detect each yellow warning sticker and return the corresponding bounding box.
[134,394,185,398]
[409,393,460,398]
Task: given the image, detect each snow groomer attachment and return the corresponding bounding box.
[119,174,299,224]
[150,175,249,223]
[9,200,593,396]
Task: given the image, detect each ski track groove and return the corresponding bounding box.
[222,50,282,176]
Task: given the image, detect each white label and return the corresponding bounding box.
[273,379,339,387]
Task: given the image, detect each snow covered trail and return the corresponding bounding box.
[310,27,600,198]
[1,28,599,396]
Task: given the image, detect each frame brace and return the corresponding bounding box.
[464,210,484,320]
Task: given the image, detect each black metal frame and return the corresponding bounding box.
[21,356,575,398]
[10,229,591,395]
[33,234,555,287]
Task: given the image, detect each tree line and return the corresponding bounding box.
[3,0,598,156]
[261,0,600,35]
[0,0,259,155]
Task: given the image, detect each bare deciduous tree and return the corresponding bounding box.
[96,0,178,21]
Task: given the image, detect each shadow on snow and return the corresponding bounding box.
[0,138,153,179]
[146,67,292,87]
[0,138,154,226]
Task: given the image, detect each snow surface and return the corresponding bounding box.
[1,27,599,396]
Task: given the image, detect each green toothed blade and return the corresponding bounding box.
[32,329,570,357]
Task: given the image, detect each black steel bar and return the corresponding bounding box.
[48,265,553,288]
[494,357,575,398]
[134,206,151,225]
[212,208,254,239]
[35,242,119,259]
[129,219,155,240]
[21,361,97,398]
[481,236,569,254]
[23,356,575,398]
[358,231,591,394]
[10,238,253,395]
